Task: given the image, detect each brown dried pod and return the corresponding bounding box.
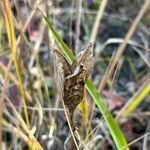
[54,43,94,128]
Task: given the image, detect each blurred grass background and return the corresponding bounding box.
[0,0,150,149]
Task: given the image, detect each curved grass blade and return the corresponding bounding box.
[117,79,150,118]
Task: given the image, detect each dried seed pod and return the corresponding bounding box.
[54,43,94,127]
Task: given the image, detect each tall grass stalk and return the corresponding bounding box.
[1,0,30,128]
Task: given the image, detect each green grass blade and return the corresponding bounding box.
[86,80,129,150]
[44,16,74,64]
[43,15,129,150]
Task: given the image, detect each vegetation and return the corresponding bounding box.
[0,0,149,149]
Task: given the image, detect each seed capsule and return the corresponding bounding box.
[54,43,94,128]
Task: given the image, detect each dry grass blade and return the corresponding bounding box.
[61,96,79,150]
[132,46,150,68]
[0,59,12,149]
[16,0,43,46]
[100,38,150,52]
[2,120,29,143]
[3,119,43,150]
[1,0,30,128]
[4,95,43,149]
[0,0,43,104]
[143,121,150,149]
[120,132,150,150]
[0,61,32,101]
[116,79,150,119]
[75,0,82,54]
[98,0,150,92]
[0,101,4,149]
[90,0,108,43]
